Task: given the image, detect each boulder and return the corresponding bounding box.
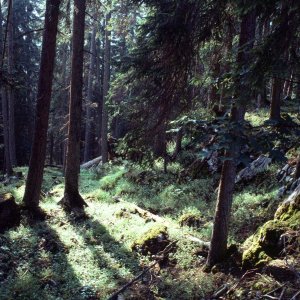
[242,184,300,269]
[264,259,299,281]
[0,193,20,233]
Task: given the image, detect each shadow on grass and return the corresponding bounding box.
[67,214,141,297]
[0,219,85,300]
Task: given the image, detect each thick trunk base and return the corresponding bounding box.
[0,193,20,233]
[21,205,47,222]
[59,190,87,214]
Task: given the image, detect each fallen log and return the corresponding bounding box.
[113,196,210,248]
[81,156,102,169]
[236,155,272,183]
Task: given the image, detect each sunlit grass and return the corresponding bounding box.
[0,161,283,299]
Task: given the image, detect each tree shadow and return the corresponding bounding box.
[67,213,141,296]
[0,219,86,300]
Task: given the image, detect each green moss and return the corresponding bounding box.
[133,224,168,247]
[242,213,299,268]
[242,243,272,268]
[131,225,169,255]
[178,212,203,228]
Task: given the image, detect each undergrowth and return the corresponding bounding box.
[0,158,285,299]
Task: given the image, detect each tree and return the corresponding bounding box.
[101,11,112,164]
[206,6,257,268]
[23,0,61,210]
[84,23,97,162]
[269,77,283,121]
[0,0,13,176]
[7,0,16,166]
[61,0,87,211]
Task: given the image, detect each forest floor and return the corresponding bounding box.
[0,110,300,300]
[0,160,299,299]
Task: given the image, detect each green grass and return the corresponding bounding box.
[0,160,284,299]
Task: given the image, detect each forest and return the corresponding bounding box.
[0,0,300,299]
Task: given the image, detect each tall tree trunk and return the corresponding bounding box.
[62,0,87,210]
[49,131,54,165]
[84,25,96,162]
[22,0,61,209]
[1,88,13,175]
[101,12,111,164]
[206,9,256,269]
[296,76,300,101]
[286,72,293,97]
[295,155,300,180]
[7,0,16,166]
[0,1,13,176]
[270,77,283,121]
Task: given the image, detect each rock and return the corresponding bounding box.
[131,225,170,256]
[178,213,204,228]
[0,193,20,233]
[242,184,300,269]
[264,259,298,281]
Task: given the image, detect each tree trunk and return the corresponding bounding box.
[101,12,111,164]
[7,0,16,166]
[286,72,293,97]
[295,155,300,180]
[1,88,13,175]
[49,131,54,165]
[84,25,97,162]
[296,75,300,100]
[206,8,256,268]
[62,0,87,210]
[0,1,13,176]
[22,0,61,209]
[173,128,183,158]
[270,77,283,121]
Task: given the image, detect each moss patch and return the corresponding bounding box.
[178,212,204,228]
[242,190,300,268]
[131,225,170,255]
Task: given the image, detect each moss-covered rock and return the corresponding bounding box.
[131,224,170,255]
[178,213,204,228]
[264,259,299,281]
[242,184,300,268]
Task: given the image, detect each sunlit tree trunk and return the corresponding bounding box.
[23,0,61,210]
[101,12,111,164]
[62,0,87,210]
[206,8,256,268]
[84,25,96,162]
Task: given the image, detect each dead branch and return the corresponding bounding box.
[107,242,176,300]
[212,284,229,299]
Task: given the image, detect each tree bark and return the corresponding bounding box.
[270,77,283,121]
[0,1,13,176]
[84,25,97,162]
[1,88,13,175]
[62,0,87,210]
[101,12,111,164]
[23,0,61,209]
[7,0,16,166]
[295,155,300,180]
[206,8,256,268]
